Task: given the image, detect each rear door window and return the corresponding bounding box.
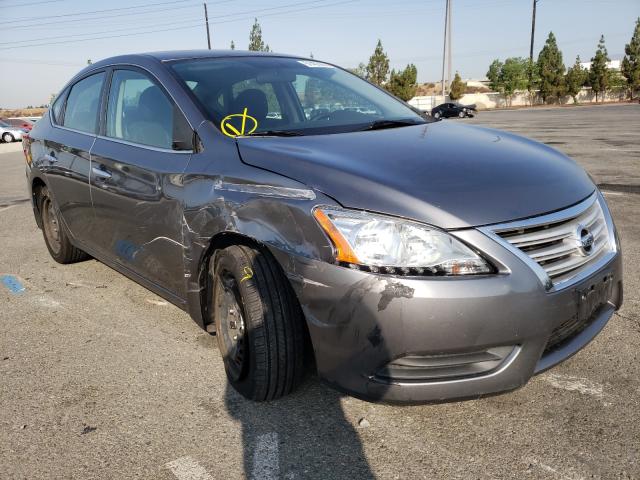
[63,72,105,134]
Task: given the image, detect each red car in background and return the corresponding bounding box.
[1,118,34,131]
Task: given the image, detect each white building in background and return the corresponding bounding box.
[579,59,621,71]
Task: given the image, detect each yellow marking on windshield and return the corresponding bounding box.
[221,108,258,138]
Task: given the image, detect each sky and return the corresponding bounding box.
[0,0,638,108]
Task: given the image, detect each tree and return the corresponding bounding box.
[366,40,389,86]
[348,63,367,78]
[448,72,466,100]
[525,58,539,105]
[486,59,503,92]
[565,56,588,103]
[230,40,235,50]
[385,64,418,101]
[500,57,529,104]
[486,58,528,105]
[589,35,610,102]
[536,32,566,103]
[248,18,269,52]
[621,17,640,99]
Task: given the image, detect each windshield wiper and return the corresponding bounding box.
[248,130,304,137]
[360,119,424,131]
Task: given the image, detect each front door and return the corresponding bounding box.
[88,68,194,299]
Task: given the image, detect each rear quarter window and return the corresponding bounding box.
[50,89,67,125]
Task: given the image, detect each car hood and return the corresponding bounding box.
[236,122,595,229]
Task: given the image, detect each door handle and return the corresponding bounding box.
[92,166,112,179]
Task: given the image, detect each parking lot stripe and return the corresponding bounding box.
[1,275,25,294]
[165,456,213,480]
[251,432,279,480]
[542,373,604,399]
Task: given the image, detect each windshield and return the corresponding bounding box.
[170,56,426,136]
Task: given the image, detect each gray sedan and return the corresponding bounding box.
[22,50,622,404]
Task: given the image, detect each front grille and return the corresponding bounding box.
[491,194,614,287]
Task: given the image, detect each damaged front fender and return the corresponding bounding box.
[180,124,338,328]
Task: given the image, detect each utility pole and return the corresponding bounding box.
[441,0,449,99]
[529,0,537,64]
[204,2,211,50]
[447,0,452,91]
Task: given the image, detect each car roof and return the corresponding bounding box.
[70,50,307,85]
[88,49,300,67]
[146,49,299,61]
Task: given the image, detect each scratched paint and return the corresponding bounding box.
[1,275,25,294]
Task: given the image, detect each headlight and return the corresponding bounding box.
[313,207,493,275]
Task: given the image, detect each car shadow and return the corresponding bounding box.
[224,377,376,479]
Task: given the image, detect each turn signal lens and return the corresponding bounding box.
[313,209,360,264]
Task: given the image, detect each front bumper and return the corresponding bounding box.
[269,227,623,404]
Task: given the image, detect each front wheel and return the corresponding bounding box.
[433,112,441,119]
[2,132,14,143]
[212,245,306,401]
[458,110,465,118]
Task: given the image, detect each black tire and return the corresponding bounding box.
[434,111,441,119]
[2,132,14,143]
[37,186,89,264]
[458,110,465,118]
[212,244,306,401]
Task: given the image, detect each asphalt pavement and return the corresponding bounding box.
[1,104,639,479]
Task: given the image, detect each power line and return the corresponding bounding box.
[6,0,362,48]
[0,57,84,66]
[0,0,323,30]
[0,0,62,7]
[209,0,362,25]
[196,0,346,21]
[2,17,203,46]
[8,23,205,50]
[1,4,207,30]
[0,0,198,24]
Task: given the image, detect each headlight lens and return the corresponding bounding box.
[314,207,493,275]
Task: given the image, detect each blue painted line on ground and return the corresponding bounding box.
[1,275,26,294]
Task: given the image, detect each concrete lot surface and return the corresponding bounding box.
[1,104,639,479]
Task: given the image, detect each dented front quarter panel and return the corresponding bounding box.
[181,122,338,327]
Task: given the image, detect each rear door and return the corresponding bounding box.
[40,71,106,239]
[88,67,194,299]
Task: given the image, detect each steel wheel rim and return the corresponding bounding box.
[216,270,247,382]
[42,198,62,254]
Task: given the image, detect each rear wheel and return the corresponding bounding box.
[37,186,89,264]
[2,133,14,143]
[212,244,306,401]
